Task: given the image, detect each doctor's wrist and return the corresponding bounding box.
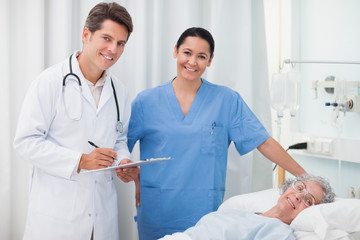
[77,154,87,173]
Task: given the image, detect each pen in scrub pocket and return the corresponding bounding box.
[211,122,216,135]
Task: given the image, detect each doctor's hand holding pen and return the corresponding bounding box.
[78,141,140,182]
[78,148,116,171]
[76,141,117,171]
[78,153,141,182]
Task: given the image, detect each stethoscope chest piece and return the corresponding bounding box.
[116,121,123,133]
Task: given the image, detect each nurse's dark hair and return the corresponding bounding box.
[84,2,133,39]
[279,174,335,204]
[176,27,215,58]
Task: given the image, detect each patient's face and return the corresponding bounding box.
[277,181,324,224]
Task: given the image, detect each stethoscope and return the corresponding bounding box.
[62,54,123,133]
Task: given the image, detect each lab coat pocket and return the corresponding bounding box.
[96,176,118,225]
[62,79,83,121]
[33,173,78,221]
[97,174,116,202]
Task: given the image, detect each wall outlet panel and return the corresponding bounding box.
[290,132,360,164]
[306,138,333,156]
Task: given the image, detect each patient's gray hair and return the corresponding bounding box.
[279,174,335,204]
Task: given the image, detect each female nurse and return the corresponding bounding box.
[127,27,306,240]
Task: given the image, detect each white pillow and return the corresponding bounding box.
[219,189,360,240]
[291,199,360,240]
[218,188,279,213]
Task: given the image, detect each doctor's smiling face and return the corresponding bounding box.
[77,2,133,83]
[80,19,128,81]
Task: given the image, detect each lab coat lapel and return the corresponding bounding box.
[70,53,97,108]
[80,80,97,108]
[97,77,112,113]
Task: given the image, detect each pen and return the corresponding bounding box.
[211,122,216,135]
[88,141,119,163]
[88,141,99,148]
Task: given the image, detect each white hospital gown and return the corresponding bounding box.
[162,209,296,240]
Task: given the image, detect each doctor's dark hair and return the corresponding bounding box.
[84,2,133,39]
[176,27,215,58]
[279,174,335,204]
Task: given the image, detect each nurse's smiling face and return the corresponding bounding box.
[173,36,213,83]
[277,180,324,224]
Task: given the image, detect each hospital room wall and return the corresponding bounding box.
[283,0,360,198]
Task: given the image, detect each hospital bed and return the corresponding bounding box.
[161,188,360,240]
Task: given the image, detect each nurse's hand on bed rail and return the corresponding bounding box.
[115,159,141,183]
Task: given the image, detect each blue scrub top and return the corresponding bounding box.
[128,79,270,240]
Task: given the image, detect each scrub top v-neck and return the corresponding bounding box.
[127,78,270,240]
[165,78,208,123]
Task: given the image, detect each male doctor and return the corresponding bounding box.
[13,2,139,240]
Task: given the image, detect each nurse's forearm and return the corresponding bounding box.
[257,137,306,176]
[135,175,140,207]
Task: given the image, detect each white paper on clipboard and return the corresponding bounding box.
[81,157,171,173]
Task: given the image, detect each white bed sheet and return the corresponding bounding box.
[219,189,360,240]
[161,189,360,240]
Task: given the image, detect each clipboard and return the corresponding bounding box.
[81,157,171,173]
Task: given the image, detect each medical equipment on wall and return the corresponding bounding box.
[356,187,360,199]
[312,78,360,112]
[281,59,360,128]
[313,77,360,128]
[62,54,123,133]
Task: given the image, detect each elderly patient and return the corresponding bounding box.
[160,174,335,240]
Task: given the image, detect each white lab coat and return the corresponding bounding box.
[13,52,131,240]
